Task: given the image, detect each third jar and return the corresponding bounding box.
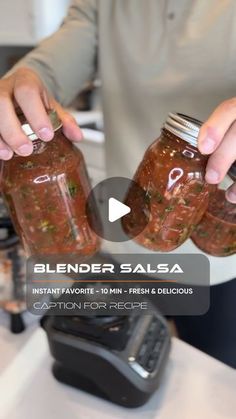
[124,112,216,252]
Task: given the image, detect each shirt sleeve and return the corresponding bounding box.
[7,0,97,106]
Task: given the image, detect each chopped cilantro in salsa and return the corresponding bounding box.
[68,180,79,198]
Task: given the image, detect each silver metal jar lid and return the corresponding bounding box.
[164,112,203,148]
[21,109,62,141]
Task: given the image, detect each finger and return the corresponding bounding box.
[205,121,236,184]
[0,94,33,156]
[53,102,83,142]
[226,183,236,203]
[0,136,13,160]
[62,112,84,142]
[198,98,236,154]
[14,82,54,142]
[42,89,51,110]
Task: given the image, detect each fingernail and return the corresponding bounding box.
[205,168,220,183]
[0,149,12,160]
[200,137,215,154]
[226,191,236,203]
[17,143,33,156]
[38,127,54,141]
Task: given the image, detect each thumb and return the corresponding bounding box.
[52,100,83,142]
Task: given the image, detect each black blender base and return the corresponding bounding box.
[52,361,109,402]
[52,361,150,408]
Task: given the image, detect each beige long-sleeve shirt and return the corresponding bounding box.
[12,0,236,284]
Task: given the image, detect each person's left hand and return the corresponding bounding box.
[198,98,236,203]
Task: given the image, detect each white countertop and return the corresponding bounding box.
[0,313,236,419]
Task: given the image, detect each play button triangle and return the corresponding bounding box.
[108,197,131,223]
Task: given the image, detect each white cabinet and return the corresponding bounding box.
[0,0,70,46]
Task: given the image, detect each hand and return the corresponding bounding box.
[198,98,236,203]
[0,67,83,160]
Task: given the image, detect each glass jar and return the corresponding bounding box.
[0,110,100,256]
[191,188,236,256]
[123,113,215,252]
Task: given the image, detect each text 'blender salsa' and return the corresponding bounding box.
[1,121,100,256]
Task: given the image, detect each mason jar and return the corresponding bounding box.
[123,112,215,252]
[0,110,100,256]
[191,188,236,256]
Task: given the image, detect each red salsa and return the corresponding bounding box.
[123,113,215,252]
[1,111,100,256]
[191,188,236,256]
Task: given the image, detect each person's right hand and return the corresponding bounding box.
[0,67,83,160]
